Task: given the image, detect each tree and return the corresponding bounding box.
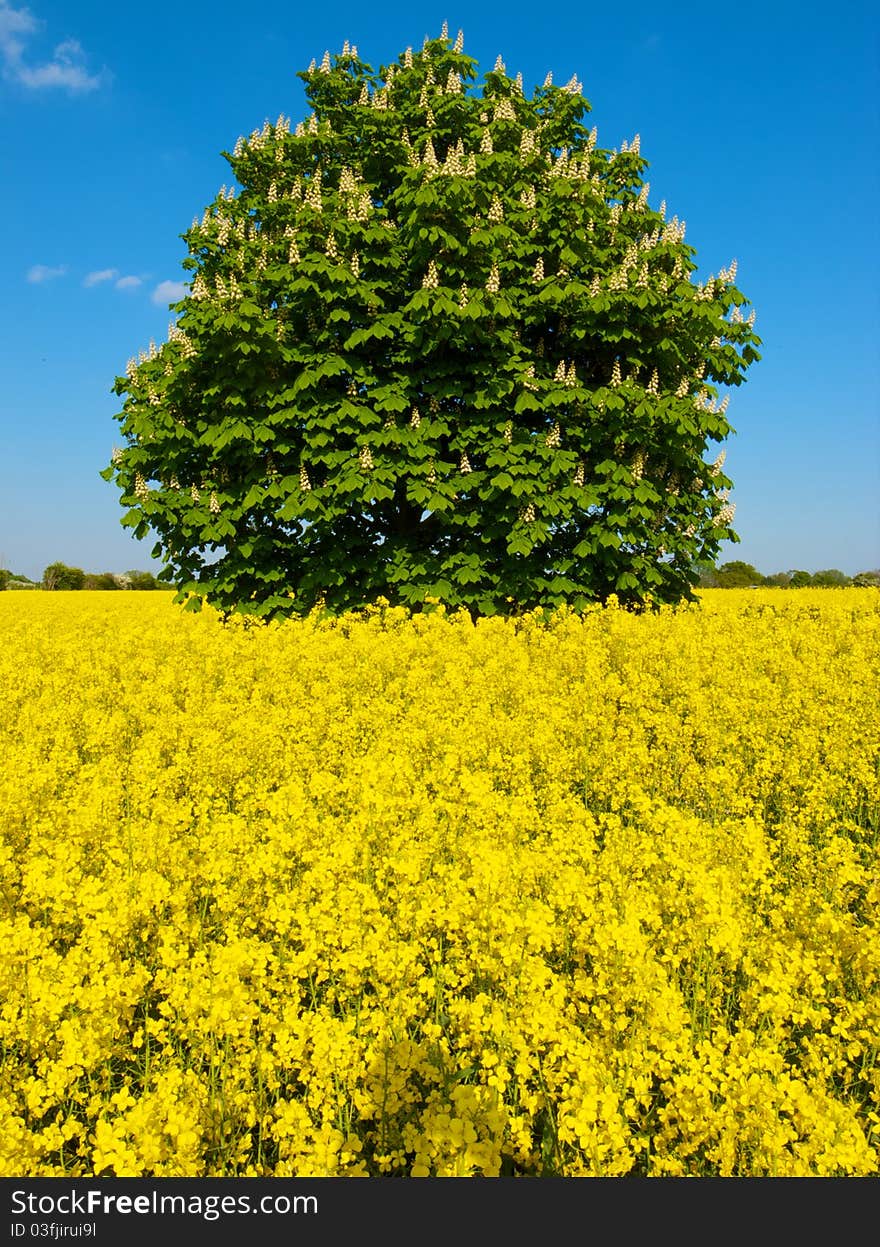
[126,570,160,590]
[0,569,9,591]
[83,572,121,590]
[788,570,812,588]
[853,569,880,588]
[42,563,86,591]
[714,560,764,588]
[102,27,761,620]
[810,568,851,587]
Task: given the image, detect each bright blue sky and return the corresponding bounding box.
[1,0,878,581]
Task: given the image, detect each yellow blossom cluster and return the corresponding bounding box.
[0,588,877,1177]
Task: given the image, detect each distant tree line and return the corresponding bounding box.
[0,564,162,591]
[2,559,876,593]
[697,561,880,588]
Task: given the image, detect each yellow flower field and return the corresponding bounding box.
[0,587,877,1176]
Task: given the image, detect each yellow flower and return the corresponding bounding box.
[0,587,876,1175]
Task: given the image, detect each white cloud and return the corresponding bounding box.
[0,1,37,62]
[83,267,118,287]
[0,4,104,91]
[26,262,65,282]
[152,280,187,306]
[0,0,32,29]
[115,275,142,290]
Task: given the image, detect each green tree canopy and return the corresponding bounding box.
[852,570,879,587]
[810,569,851,587]
[102,27,761,619]
[126,570,161,590]
[714,560,765,587]
[83,572,121,590]
[42,563,86,591]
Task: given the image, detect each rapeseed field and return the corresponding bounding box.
[1,588,877,1176]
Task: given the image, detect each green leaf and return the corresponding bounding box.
[242,484,265,509]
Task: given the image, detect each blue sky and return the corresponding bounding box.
[1,0,878,581]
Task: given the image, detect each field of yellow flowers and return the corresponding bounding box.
[0,588,877,1177]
